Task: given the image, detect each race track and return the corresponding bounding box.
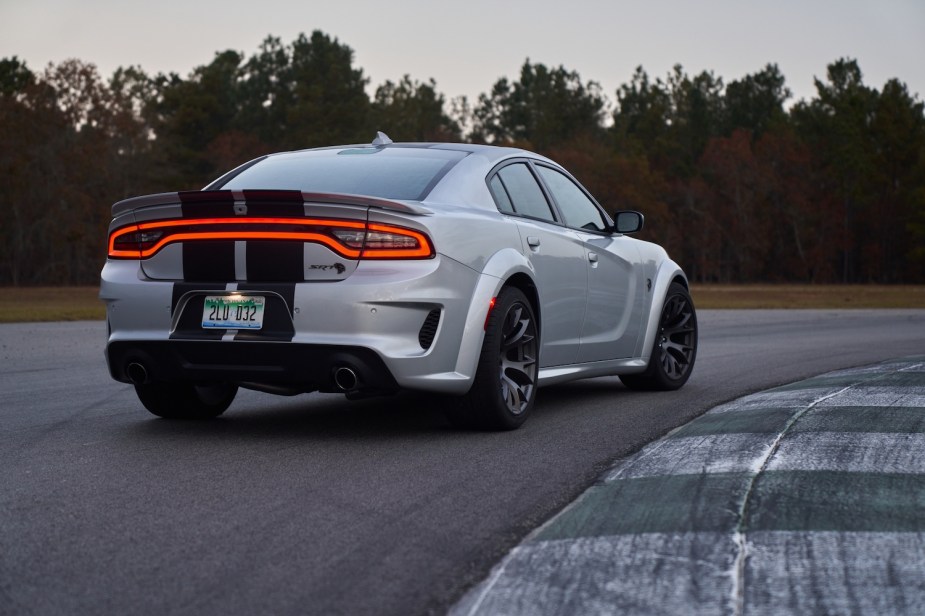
[2,310,924,615]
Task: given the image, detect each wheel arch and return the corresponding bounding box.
[636,259,690,362]
[452,248,538,387]
[501,272,541,335]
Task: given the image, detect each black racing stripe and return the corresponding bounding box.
[183,241,236,282]
[242,190,305,217]
[246,241,304,282]
[170,282,227,340]
[234,283,296,342]
[179,190,236,218]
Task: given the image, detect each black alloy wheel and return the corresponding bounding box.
[621,282,697,391]
[448,286,538,430]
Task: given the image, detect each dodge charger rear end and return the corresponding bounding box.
[101,138,697,429]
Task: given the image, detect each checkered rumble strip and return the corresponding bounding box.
[452,357,925,615]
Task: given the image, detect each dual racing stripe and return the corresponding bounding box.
[172,191,304,343]
[177,190,311,283]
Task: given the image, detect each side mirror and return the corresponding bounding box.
[613,210,644,234]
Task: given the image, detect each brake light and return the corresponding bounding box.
[107,218,434,260]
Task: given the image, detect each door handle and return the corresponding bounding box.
[527,236,541,249]
[588,252,599,263]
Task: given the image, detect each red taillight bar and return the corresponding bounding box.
[108,217,434,260]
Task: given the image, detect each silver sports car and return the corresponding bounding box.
[101,134,697,429]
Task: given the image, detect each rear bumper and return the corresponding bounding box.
[106,339,398,393]
[101,253,492,395]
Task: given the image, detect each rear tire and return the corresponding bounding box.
[447,287,538,430]
[621,282,697,391]
[135,382,237,419]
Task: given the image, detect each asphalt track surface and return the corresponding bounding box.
[2,310,925,615]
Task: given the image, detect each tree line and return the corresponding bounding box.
[2,30,923,285]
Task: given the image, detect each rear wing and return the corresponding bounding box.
[111,190,433,218]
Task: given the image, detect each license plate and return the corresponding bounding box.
[202,295,265,330]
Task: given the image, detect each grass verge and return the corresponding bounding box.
[0,284,923,323]
[691,284,925,309]
[0,287,105,322]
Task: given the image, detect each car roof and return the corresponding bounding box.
[277,141,549,165]
[202,140,561,210]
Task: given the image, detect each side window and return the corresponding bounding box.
[488,175,515,214]
[493,163,556,223]
[536,166,608,232]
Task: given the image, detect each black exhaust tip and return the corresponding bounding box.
[333,366,359,391]
[126,362,149,385]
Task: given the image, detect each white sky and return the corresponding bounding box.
[1,0,923,108]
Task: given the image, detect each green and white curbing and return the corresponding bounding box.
[452,357,925,615]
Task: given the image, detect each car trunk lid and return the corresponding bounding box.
[107,190,432,282]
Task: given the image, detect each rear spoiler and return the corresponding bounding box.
[111,190,433,217]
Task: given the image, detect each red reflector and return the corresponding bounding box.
[484,297,497,330]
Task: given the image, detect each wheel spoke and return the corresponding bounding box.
[497,300,537,415]
[657,293,695,381]
[501,372,533,412]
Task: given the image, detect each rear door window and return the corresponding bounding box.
[489,163,556,223]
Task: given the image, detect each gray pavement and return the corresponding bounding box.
[452,357,925,615]
[3,313,925,615]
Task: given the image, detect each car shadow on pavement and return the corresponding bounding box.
[123,390,451,439]
[119,377,650,442]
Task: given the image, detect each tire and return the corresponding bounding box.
[620,282,697,391]
[447,287,539,430]
[134,382,238,419]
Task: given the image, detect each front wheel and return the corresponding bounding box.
[134,382,238,419]
[621,282,697,391]
[447,287,538,430]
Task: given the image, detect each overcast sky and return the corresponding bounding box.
[2,0,923,108]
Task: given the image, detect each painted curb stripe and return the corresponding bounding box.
[536,474,750,540]
[815,389,925,408]
[770,431,925,473]
[748,471,925,532]
[608,424,925,480]
[772,371,925,391]
[451,531,925,616]
[670,405,925,438]
[539,470,925,539]
[745,532,925,614]
[791,406,925,434]
[708,389,828,413]
[670,407,797,437]
[449,533,737,616]
[606,433,771,480]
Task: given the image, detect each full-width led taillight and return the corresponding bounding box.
[107,218,435,260]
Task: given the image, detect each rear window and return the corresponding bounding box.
[217,147,466,201]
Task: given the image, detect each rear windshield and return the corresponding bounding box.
[217,146,466,201]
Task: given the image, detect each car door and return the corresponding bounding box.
[533,164,645,362]
[488,162,588,367]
